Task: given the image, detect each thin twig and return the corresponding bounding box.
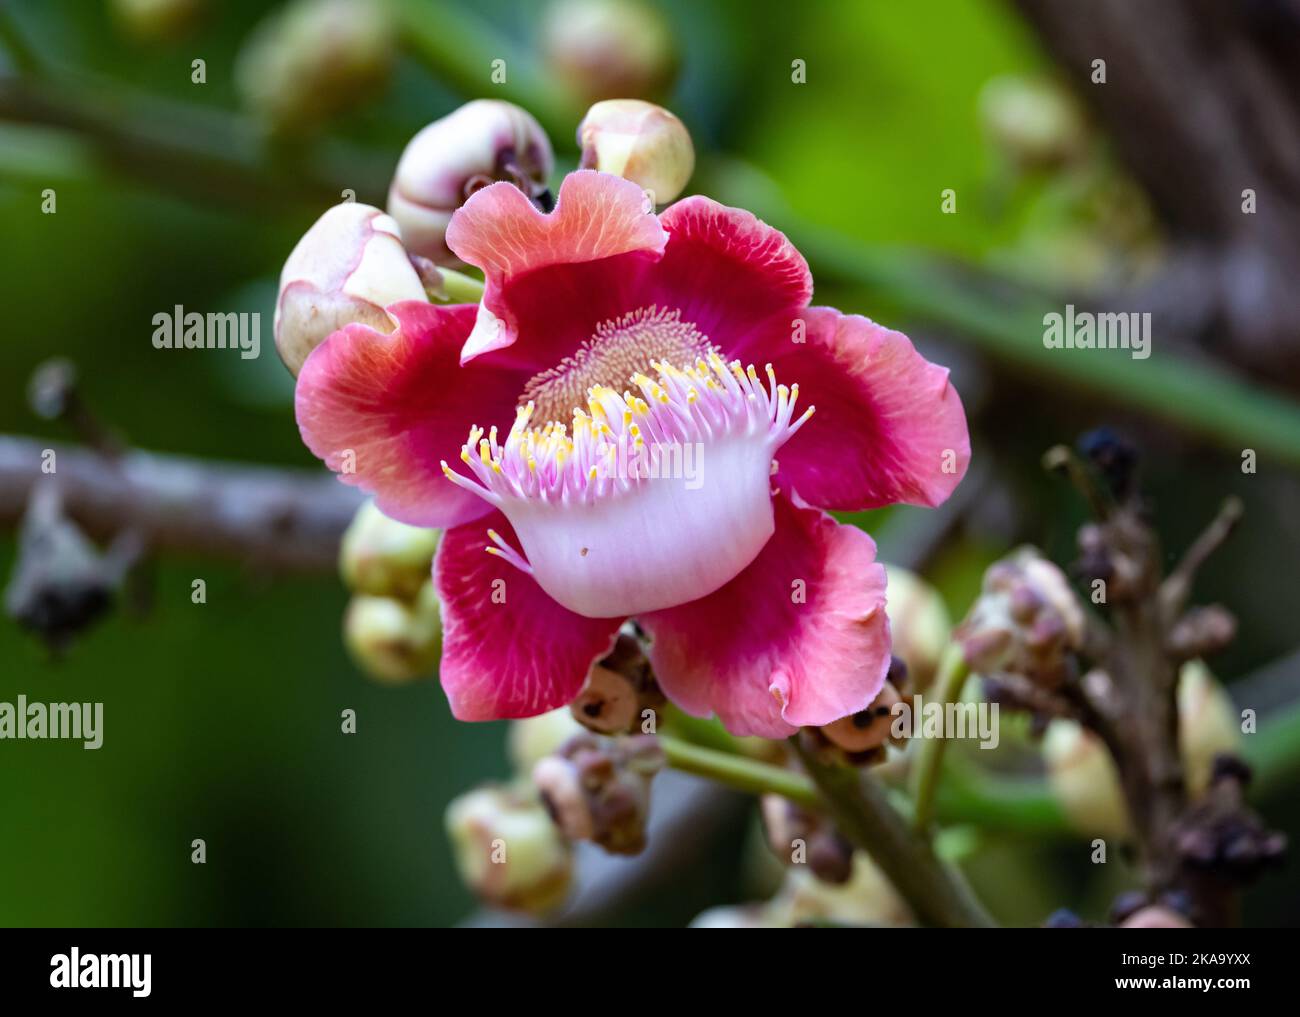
[1160,496,1244,617]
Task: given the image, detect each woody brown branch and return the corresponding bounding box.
[0,435,362,572]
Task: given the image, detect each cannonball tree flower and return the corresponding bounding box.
[295,169,969,737]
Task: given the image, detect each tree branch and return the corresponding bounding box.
[0,435,361,572]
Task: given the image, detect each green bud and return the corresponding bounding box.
[342,581,441,684]
[111,0,205,41]
[339,499,441,600]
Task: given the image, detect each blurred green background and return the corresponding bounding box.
[2,0,1298,927]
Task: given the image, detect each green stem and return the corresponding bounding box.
[659,735,821,810]
[910,645,970,831]
[433,267,486,304]
[794,739,997,928]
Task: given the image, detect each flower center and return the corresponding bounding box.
[442,314,814,619]
[519,305,713,424]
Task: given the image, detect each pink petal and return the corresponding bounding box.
[295,301,531,529]
[648,196,813,349]
[445,170,668,363]
[738,308,970,510]
[639,491,891,738]
[435,512,624,720]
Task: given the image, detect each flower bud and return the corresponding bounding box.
[689,905,769,928]
[819,680,903,756]
[111,0,204,41]
[771,854,913,928]
[342,580,441,684]
[956,547,1085,687]
[445,785,572,914]
[881,565,951,692]
[387,100,554,265]
[978,74,1086,173]
[339,499,441,600]
[1042,713,1128,839]
[577,99,694,206]
[531,733,664,855]
[274,202,426,376]
[569,631,664,734]
[1177,661,1240,797]
[1045,661,1242,836]
[542,0,677,104]
[236,0,393,135]
[760,794,853,885]
[1119,905,1193,929]
[507,708,586,777]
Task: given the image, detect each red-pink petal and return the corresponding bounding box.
[648,196,812,348]
[435,512,624,720]
[639,491,891,738]
[739,308,970,510]
[295,301,530,529]
[446,170,668,362]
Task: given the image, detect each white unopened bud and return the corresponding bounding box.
[339,500,441,600]
[342,581,441,684]
[388,100,554,265]
[445,786,572,914]
[274,203,426,376]
[578,99,694,205]
[542,0,677,104]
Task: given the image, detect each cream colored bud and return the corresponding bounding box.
[979,74,1086,172]
[388,100,554,265]
[1177,661,1240,797]
[1042,714,1128,840]
[882,565,951,692]
[772,854,913,928]
[274,202,426,376]
[542,0,677,104]
[578,99,694,206]
[507,708,586,777]
[445,786,572,914]
[236,0,393,134]
[342,581,441,684]
[339,499,441,600]
[1044,661,1240,836]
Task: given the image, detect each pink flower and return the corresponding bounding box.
[295,171,970,737]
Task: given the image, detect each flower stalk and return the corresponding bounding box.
[909,645,971,832]
[793,739,997,928]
